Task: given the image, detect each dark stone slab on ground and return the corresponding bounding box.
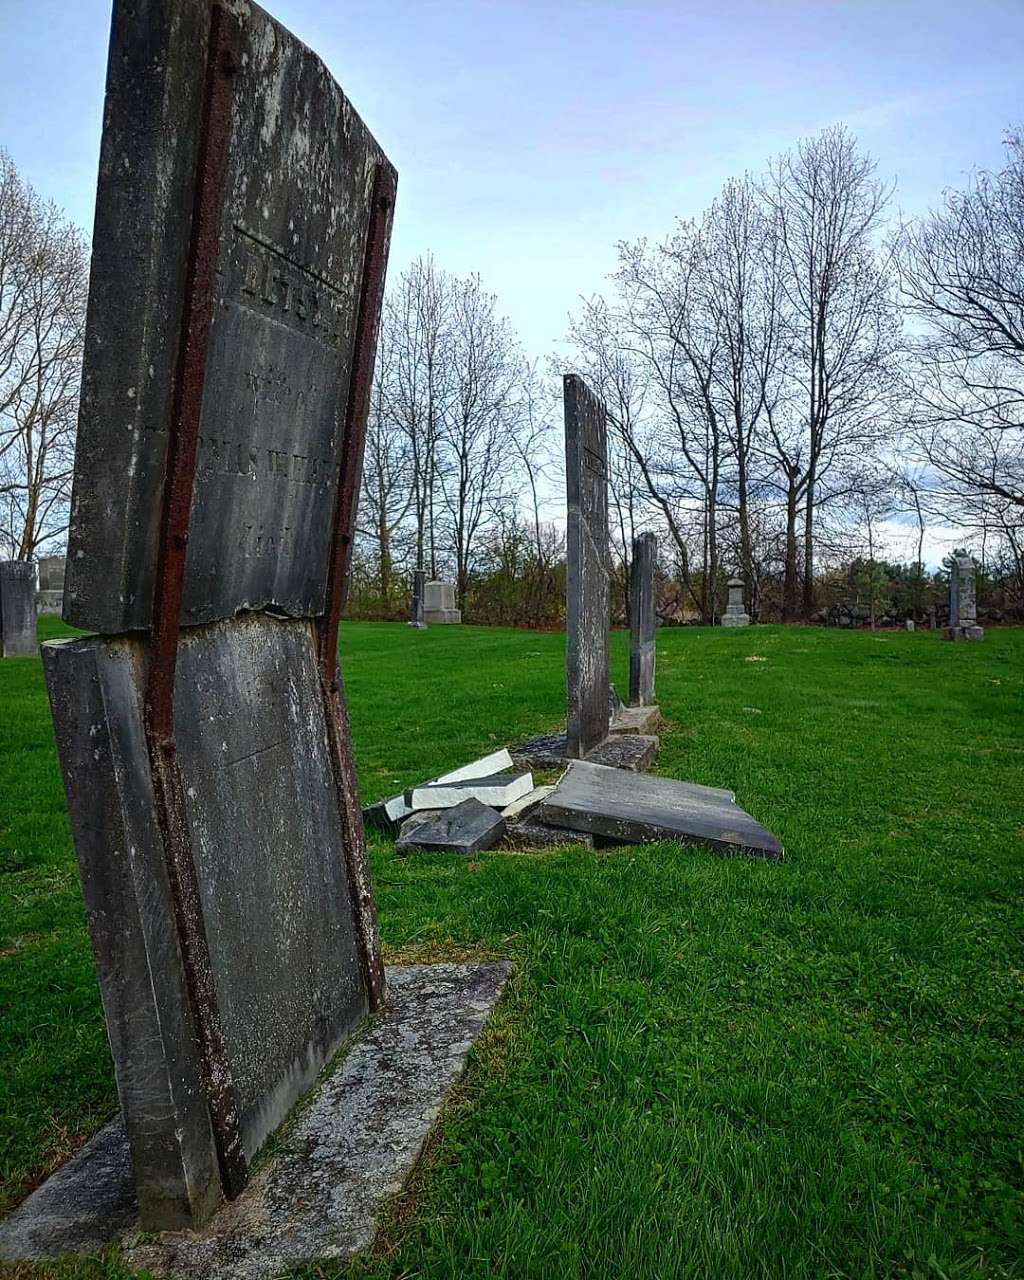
[364,749,515,835]
[536,761,783,860]
[1,560,37,656]
[395,798,506,855]
[63,0,395,633]
[0,964,510,1275]
[512,733,658,773]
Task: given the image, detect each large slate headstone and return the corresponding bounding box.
[41,0,396,1233]
[946,549,984,641]
[564,374,610,758]
[0,560,37,656]
[628,532,656,706]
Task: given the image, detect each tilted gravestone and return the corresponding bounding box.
[946,550,984,641]
[564,374,610,758]
[1,561,38,656]
[408,568,427,628]
[721,575,751,627]
[628,532,656,706]
[41,0,395,1232]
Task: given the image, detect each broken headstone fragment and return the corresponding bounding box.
[363,748,515,834]
[536,761,783,860]
[395,798,506,855]
[512,733,658,773]
[406,772,533,811]
[500,785,555,820]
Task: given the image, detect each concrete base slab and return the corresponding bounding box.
[0,963,510,1276]
[512,733,658,773]
[610,704,661,735]
[947,626,984,641]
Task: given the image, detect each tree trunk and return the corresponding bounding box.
[783,477,800,622]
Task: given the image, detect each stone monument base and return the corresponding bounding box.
[946,626,984,642]
[609,704,662,736]
[721,612,750,628]
[511,732,658,773]
[0,963,509,1276]
[424,608,461,624]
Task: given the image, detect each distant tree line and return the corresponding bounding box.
[2,124,1022,629]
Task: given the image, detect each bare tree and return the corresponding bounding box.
[899,131,1024,535]
[764,125,899,618]
[0,149,88,559]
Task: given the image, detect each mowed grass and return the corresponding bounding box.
[1,616,1023,1279]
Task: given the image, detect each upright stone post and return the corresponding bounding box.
[40,0,396,1232]
[564,374,610,758]
[408,568,427,628]
[946,550,984,641]
[0,561,37,656]
[628,532,656,706]
[721,575,751,627]
[36,555,66,614]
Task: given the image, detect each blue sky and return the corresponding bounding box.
[2,0,1022,367]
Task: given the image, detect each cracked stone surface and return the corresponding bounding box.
[0,964,510,1277]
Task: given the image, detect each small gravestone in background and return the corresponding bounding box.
[423,579,461,624]
[721,575,751,627]
[36,555,66,615]
[0,561,37,656]
[905,619,915,632]
[946,550,984,641]
[628,532,657,706]
[408,569,426,628]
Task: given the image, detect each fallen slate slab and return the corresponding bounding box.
[0,964,511,1275]
[395,798,506,855]
[364,748,515,833]
[535,761,782,860]
[406,772,533,812]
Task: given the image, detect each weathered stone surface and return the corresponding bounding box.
[396,798,506,855]
[564,374,610,758]
[0,964,511,1274]
[629,532,657,704]
[609,704,662,736]
[406,772,533,811]
[408,569,426,628]
[63,0,395,634]
[905,619,915,632]
[423,580,461,624]
[536,761,783,860]
[502,820,594,851]
[501,784,554,820]
[946,550,984,641]
[364,749,515,834]
[721,575,750,627]
[586,734,659,771]
[512,732,658,772]
[36,554,66,614]
[43,616,369,1225]
[0,560,37,656]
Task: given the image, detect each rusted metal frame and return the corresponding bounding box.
[318,161,397,1011]
[143,1,247,1200]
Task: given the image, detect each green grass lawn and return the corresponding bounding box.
[2,617,1023,1279]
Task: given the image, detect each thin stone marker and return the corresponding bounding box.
[628,532,656,706]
